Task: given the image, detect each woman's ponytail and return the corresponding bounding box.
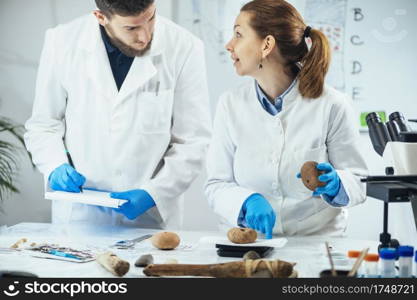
[298,29,331,99]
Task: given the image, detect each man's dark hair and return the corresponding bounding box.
[95,0,154,18]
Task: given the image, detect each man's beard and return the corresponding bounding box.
[105,25,153,57]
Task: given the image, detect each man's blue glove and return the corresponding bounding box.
[49,163,86,193]
[111,189,156,220]
[242,194,276,239]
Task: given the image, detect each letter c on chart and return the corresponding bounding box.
[351,35,364,45]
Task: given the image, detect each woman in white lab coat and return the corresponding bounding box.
[205,0,368,237]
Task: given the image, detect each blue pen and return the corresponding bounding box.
[48,250,81,260]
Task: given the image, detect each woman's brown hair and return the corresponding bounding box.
[241,0,331,99]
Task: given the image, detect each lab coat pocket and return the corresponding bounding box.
[296,205,343,235]
[289,145,328,196]
[136,90,174,134]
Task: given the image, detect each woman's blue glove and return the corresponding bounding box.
[242,194,276,239]
[48,163,86,193]
[111,189,156,220]
[313,163,341,197]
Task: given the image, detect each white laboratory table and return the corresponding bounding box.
[0,223,379,278]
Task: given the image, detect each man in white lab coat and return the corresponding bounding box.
[24,0,211,229]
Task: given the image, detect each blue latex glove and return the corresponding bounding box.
[49,163,86,193]
[297,163,341,198]
[242,194,276,239]
[313,163,341,197]
[111,189,156,220]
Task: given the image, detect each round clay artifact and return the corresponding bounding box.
[227,228,257,244]
[151,232,180,250]
[300,161,326,191]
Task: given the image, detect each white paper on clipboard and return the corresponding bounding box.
[45,190,127,208]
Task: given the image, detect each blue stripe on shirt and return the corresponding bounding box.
[255,79,297,116]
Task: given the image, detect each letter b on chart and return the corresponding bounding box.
[353,8,364,22]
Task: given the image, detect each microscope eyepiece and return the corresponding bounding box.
[366,112,391,156]
[389,111,411,133]
[366,112,382,124]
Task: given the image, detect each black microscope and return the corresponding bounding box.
[363,112,417,251]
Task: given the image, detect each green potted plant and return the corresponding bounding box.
[0,116,26,201]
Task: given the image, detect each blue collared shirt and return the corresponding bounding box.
[100,25,134,91]
[255,79,297,116]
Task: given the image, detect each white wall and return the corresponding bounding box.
[0,0,55,226]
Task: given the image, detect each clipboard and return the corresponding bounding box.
[45,189,127,208]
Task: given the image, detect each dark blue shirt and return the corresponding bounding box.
[100,26,134,91]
